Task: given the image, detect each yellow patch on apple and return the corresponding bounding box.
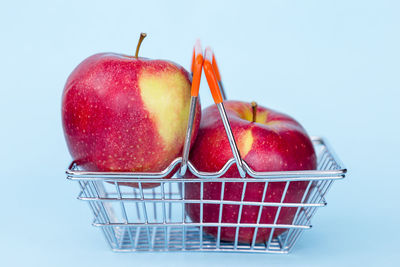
[238,130,253,158]
[139,68,191,151]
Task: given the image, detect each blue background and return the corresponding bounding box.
[1,0,399,266]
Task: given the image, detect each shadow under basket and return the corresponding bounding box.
[66,137,346,254]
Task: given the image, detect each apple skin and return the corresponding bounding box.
[62,53,201,188]
[184,101,316,243]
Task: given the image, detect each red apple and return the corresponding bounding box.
[185,100,316,243]
[62,34,201,187]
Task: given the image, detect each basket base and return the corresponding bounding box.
[99,225,300,253]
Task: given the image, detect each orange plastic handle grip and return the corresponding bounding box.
[204,47,223,104]
[212,53,221,82]
[191,48,195,74]
[191,39,203,97]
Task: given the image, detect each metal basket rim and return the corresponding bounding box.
[66,136,346,182]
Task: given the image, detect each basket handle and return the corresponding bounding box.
[191,40,203,97]
[212,53,227,100]
[203,47,246,178]
[179,40,203,176]
[203,47,223,103]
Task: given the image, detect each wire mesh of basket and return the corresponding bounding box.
[66,137,346,254]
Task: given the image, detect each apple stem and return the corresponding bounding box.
[251,101,257,122]
[135,32,147,58]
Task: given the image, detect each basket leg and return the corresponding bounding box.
[161,182,168,249]
[114,181,134,249]
[250,181,269,249]
[266,181,291,251]
[216,181,226,249]
[199,181,204,249]
[233,181,248,249]
[281,180,313,251]
[79,181,116,249]
[181,181,186,250]
[138,182,152,249]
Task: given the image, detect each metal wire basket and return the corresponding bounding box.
[66,42,346,253]
[66,136,346,254]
